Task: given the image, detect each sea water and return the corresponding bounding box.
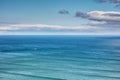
[0,35,120,80]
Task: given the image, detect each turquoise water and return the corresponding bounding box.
[0,35,120,80]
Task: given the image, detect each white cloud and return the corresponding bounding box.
[89,21,107,25]
[0,24,98,31]
[87,11,120,22]
[76,11,120,27]
[0,23,120,35]
[0,23,108,35]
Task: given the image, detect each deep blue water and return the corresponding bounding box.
[0,35,120,80]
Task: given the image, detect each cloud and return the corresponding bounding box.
[75,11,120,27]
[0,24,99,32]
[58,9,69,14]
[75,12,89,18]
[0,23,120,35]
[97,0,107,2]
[97,0,120,3]
[97,0,120,7]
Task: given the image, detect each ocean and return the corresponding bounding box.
[0,35,120,80]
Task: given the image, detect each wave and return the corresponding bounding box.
[0,71,66,80]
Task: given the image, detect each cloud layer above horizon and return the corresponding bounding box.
[0,0,120,35]
[0,10,120,35]
[0,23,99,32]
[0,21,120,35]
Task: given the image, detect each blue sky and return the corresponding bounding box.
[0,0,120,35]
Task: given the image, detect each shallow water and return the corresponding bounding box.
[0,35,120,80]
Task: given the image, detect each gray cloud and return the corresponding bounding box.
[97,0,120,7]
[97,0,107,2]
[75,12,89,18]
[98,0,120,3]
[58,9,69,14]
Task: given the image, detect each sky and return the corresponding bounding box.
[0,0,120,35]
